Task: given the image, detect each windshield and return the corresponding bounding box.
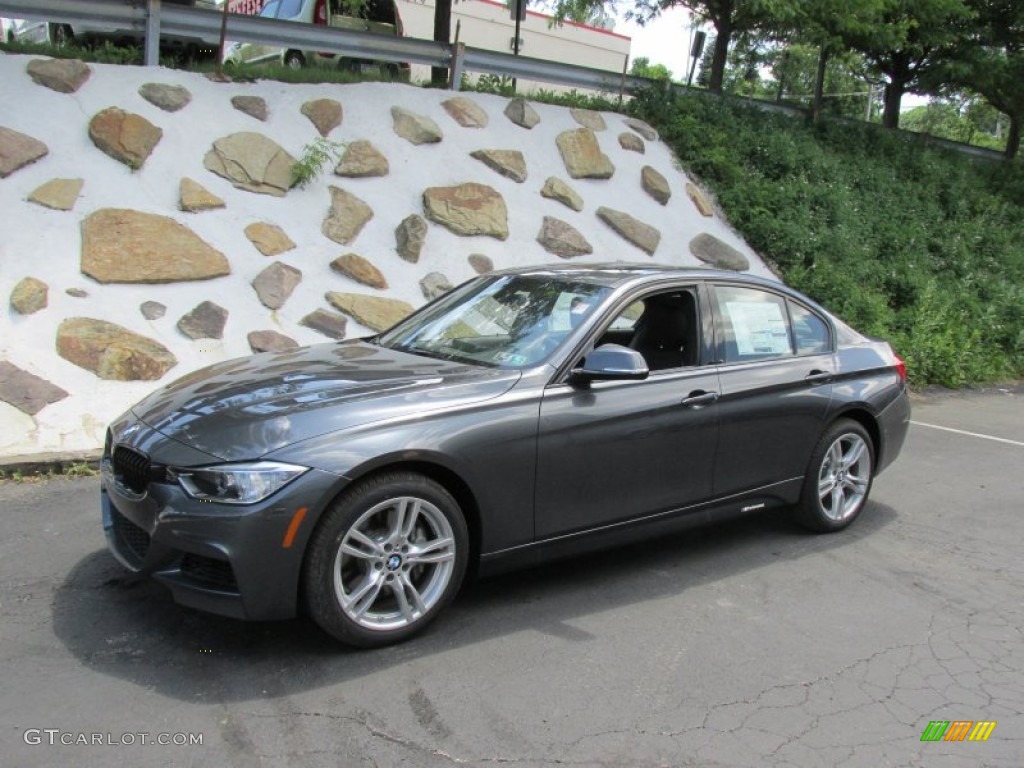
[377,275,611,369]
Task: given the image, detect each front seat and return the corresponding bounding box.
[629,293,697,370]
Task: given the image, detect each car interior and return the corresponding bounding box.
[595,290,700,371]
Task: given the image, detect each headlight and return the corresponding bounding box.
[167,461,308,505]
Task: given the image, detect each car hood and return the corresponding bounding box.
[131,341,521,462]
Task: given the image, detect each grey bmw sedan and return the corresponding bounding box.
[102,265,910,647]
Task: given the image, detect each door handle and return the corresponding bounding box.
[681,390,719,408]
[804,369,834,384]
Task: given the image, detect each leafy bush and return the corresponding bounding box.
[630,87,1024,387]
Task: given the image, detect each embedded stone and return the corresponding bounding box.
[252,261,302,310]
[540,177,583,212]
[571,108,606,131]
[322,186,374,245]
[395,214,428,263]
[301,309,348,339]
[66,288,88,298]
[139,82,191,112]
[179,177,225,212]
[88,107,162,170]
[301,98,343,137]
[504,97,539,129]
[11,277,48,315]
[248,330,300,353]
[618,132,645,154]
[232,95,268,121]
[391,106,442,144]
[334,140,389,177]
[556,129,614,179]
[57,318,177,381]
[0,127,48,178]
[177,301,229,340]
[442,96,489,128]
[596,207,660,255]
[687,183,714,217]
[468,254,494,274]
[641,165,671,205]
[420,272,453,301]
[536,217,592,259]
[331,253,388,289]
[140,301,166,320]
[245,222,295,256]
[204,132,295,197]
[624,117,658,141]
[0,362,69,416]
[689,233,750,271]
[26,58,91,93]
[470,149,527,183]
[28,178,83,211]
[325,292,415,332]
[423,183,508,240]
[81,209,230,283]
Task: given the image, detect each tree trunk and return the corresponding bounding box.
[431,0,452,86]
[882,81,904,129]
[708,20,732,94]
[812,45,828,124]
[1006,113,1021,160]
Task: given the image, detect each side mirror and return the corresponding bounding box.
[570,344,649,385]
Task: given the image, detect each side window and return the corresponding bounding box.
[713,285,793,363]
[789,301,831,356]
[596,290,700,371]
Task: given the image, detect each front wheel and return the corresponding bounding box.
[304,472,468,648]
[283,50,304,69]
[49,24,73,47]
[795,419,874,532]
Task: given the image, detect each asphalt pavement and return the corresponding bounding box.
[0,387,1021,767]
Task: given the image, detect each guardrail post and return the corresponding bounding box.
[450,42,465,91]
[144,0,161,67]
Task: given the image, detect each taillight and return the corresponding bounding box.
[893,352,907,383]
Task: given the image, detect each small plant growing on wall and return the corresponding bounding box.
[291,137,346,188]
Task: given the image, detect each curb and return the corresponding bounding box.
[0,451,102,478]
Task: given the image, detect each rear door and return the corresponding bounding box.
[709,283,835,497]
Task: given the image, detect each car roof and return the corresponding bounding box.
[489,262,783,290]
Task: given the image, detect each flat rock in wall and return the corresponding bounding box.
[325,292,415,332]
[470,149,527,183]
[139,83,191,112]
[252,261,302,310]
[179,177,225,212]
[245,222,295,256]
[618,132,645,154]
[301,98,343,137]
[248,330,300,353]
[10,277,49,315]
[686,183,714,217]
[140,301,166,320]
[81,209,230,283]
[231,95,268,121]
[422,183,508,240]
[540,177,583,212]
[322,186,374,245]
[536,217,593,259]
[0,127,48,178]
[331,253,388,289]
[177,301,229,340]
[689,233,750,271]
[395,214,428,263]
[442,97,488,128]
[301,309,347,339]
[334,140,389,177]
[556,129,614,180]
[624,117,658,141]
[504,98,540,129]
[420,272,453,301]
[641,165,671,205]
[204,132,295,197]
[57,317,177,381]
[88,107,162,170]
[468,254,494,274]
[28,178,83,211]
[0,361,69,416]
[391,107,442,144]
[571,108,606,131]
[26,58,91,93]
[596,207,661,255]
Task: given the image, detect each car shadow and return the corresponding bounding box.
[52,502,896,702]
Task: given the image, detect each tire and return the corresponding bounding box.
[283,50,304,70]
[304,471,469,648]
[794,418,874,532]
[50,24,73,47]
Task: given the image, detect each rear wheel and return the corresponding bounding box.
[283,50,305,69]
[304,472,468,648]
[795,419,874,532]
[49,24,73,47]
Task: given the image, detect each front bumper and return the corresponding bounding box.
[101,452,344,621]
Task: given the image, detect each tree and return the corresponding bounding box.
[841,0,972,129]
[630,56,674,80]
